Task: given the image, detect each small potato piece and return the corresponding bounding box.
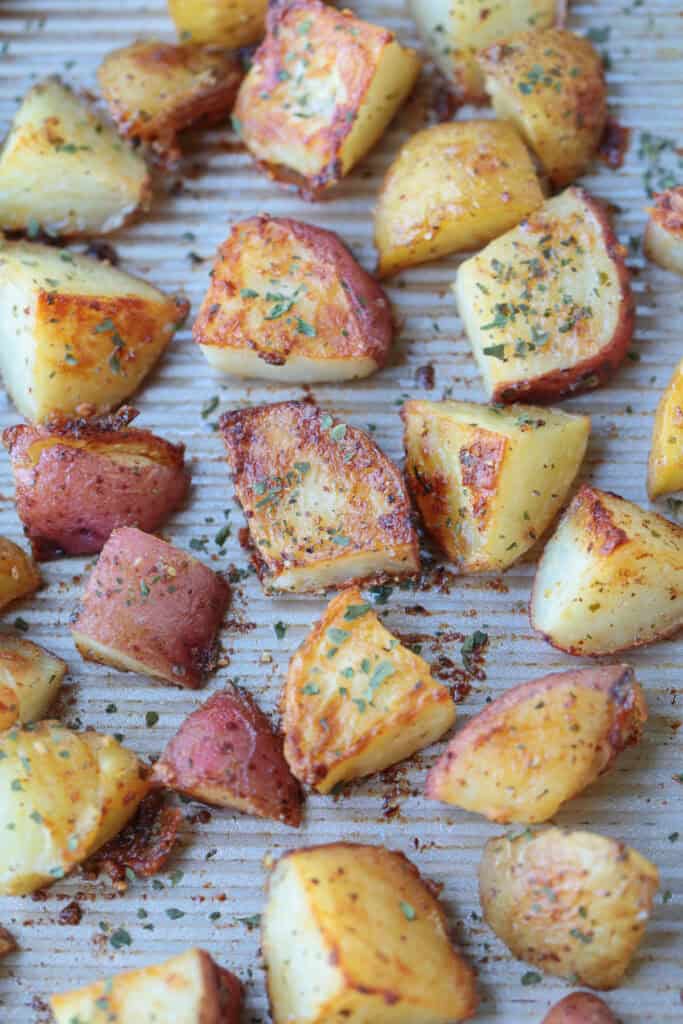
[0,634,67,730]
[0,538,40,613]
[155,687,302,826]
[480,29,606,188]
[72,527,230,688]
[168,0,268,47]
[0,926,16,957]
[220,401,420,593]
[234,0,421,198]
[426,665,645,823]
[0,77,150,237]
[402,399,590,573]
[542,993,618,1024]
[374,120,543,277]
[50,947,242,1024]
[644,186,683,275]
[648,357,683,499]
[455,188,634,404]
[479,828,659,989]
[3,408,189,559]
[99,40,243,162]
[531,484,683,655]
[0,238,188,423]
[194,216,393,382]
[283,588,455,793]
[0,721,150,896]
[263,843,479,1024]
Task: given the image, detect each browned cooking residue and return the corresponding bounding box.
[379,761,415,821]
[57,901,83,926]
[396,626,489,702]
[415,364,436,390]
[84,792,182,885]
[599,118,631,169]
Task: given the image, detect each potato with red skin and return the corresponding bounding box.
[0,537,40,614]
[542,993,618,1024]
[72,527,230,688]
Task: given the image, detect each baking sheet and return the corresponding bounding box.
[0,1,682,1020]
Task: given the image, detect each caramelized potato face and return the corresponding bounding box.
[0,77,150,237]
[0,537,40,613]
[375,120,543,277]
[480,29,606,187]
[3,409,189,559]
[72,527,230,688]
[648,357,683,499]
[479,828,659,989]
[531,484,683,655]
[234,0,421,197]
[0,634,67,730]
[542,993,618,1024]
[168,0,268,48]
[645,186,683,275]
[455,188,634,403]
[219,401,420,593]
[194,216,393,382]
[263,843,479,1024]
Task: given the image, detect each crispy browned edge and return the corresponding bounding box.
[648,186,683,237]
[3,405,186,456]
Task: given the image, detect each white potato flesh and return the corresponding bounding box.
[644,186,683,275]
[0,635,66,730]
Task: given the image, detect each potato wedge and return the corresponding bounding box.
[282,587,455,793]
[0,926,16,958]
[374,120,543,277]
[479,29,606,188]
[0,720,150,895]
[402,399,590,573]
[194,216,393,382]
[99,40,243,163]
[51,947,242,1024]
[648,357,683,499]
[155,687,302,826]
[531,484,683,655]
[233,0,421,198]
[3,408,189,559]
[0,634,67,730]
[542,993,618,1024]
[0,538,40,614]
[263,843,479,1024]
[0,77,150,237]
[479,827,659,989]
[220,401,420,593]
[426,665,645,823]
[168,0,268,48]
[72,527,230,687]
[0,238,188,423]
[454,187,634,404]
[644,186,683,275]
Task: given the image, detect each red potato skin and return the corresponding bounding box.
[542,992,619,1024]
[154,687,302,826]
[3,408,189,560]
[72,527,230,688]
[215,963,243,1024]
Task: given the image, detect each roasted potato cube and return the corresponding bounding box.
[3,408,189,559]
[0,238,188,423]
[0,926,16,958]
[531,484,683,655]
[644,186,683,275]
[0,77,150,237]
[402,399,590,573]
[0,634,67,730]
[426,665,645,823]
[194,216,393,382]
[479,828,659,989]
[0,720,150,895]
[50,947,242,1024]
[374,120,544,277]
[233,0,421,198]
[282,588,455,793]
[155,687,302,825]
[263,843,479,1024]
[168,0,268,47]
[455,187,634,404]
[542,993,618,1024]
[0,537,41,613]
[648,357,683,499]
[219,401,420,593]
[72,527,230,687]
[98,40,243,163]
[479,29,606,188]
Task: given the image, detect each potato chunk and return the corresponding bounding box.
[0,77,150,237]
[480,29,606,188]
[50,948,242,1024]
[479,828,659,989]
[455,188,634,404]
[168,0,268,47]
[403,399,590,572]
[282,588,455,793]
[263,843,478,1024]
[0,635,67,730]
[0,238,188,423]
[194,216,393,382]
[644,186,683,275]
[99,40,243,163]
[72,527,230,687]
[0,537,40,613]
[0,721,150,895]
[3,408,189,559]
[426,665,645,823]
[531,484,683,655]
[648,357,683,499]
[233,0,421,198]
[542,993,618,1024]
[220,401,420,593]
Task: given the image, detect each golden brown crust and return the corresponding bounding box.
[649,186,683,236]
